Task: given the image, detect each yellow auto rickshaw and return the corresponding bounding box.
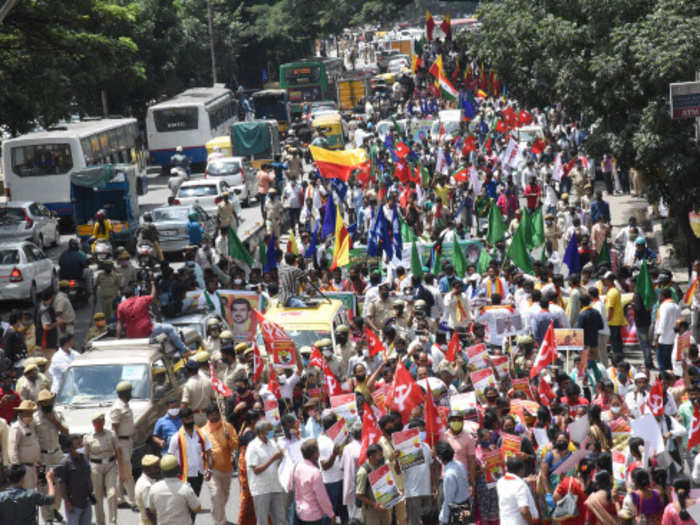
[311,113,345,150]
[205,135,232,159]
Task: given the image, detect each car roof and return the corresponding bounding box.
[178,179,222,187]
[0,241,34,249]
[265,299,344,330]
[207,156,246,164]
[151,205,198,213]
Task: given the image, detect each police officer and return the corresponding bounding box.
[194,350,211,379]
[335,325,355,378]
[315,338,343,379]
[114,251,139,290]
[109,381,136,509]
[204,317,222,353]
[15,363,42,402]
[85,312,109,344]
[8,400,41,489]
[53,280,76,338]
[233,342,252,379]
[264,188,283,239]
[181,360,214,427]
[34,389,66,523]
[85,412,120,525]
[146,455,201,524]
[134,454,160,525]
[94,260,121,321]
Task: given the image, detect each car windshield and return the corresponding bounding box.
[178,185,218,197]
[283,329,331,348]
[152,208,190,222]
[0,208,26,224]
[0,249,20,265]
[56,364,150,405]
[207,160,240,175]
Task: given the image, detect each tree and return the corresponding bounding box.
[458,0,700,264]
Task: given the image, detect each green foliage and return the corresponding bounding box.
[460,0,700,263]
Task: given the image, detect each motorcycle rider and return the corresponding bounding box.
[58,238,91,290]
[137,211,163,262]
[92,209,112,251]
[170,145,191,178]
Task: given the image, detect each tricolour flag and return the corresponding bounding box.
[309,146,369,183]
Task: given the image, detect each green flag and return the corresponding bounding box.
[531,206,545,247]
[410,241,423,280]
[452,235,468,277]
[400,214,418,243]
[595,240,610,267]
[431,247,442,275]
[391,116,405,141]
[476,248,492,274]
[420,164,430,188]
[507,224,533,274]
[258,242,266,268]
[520,208,535,249]
[635,260,657,310]
[486,200,506,245]
[228,228,253,266]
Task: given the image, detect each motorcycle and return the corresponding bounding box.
[65,277,91,307]
[168,166,188,197]
[85,237,112,261]
[136,240,157,269]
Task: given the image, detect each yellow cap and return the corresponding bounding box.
[235,342,249,353]
[314,338,332,348]
[92,412,106,422]
[59,280,70,288]
[94,312,106,321]
[194,351,210,363]
[15,400,37,412]
[37,389,55,403]
[141,454,160,467]
[160,454,179,471]
[116,381,132,393]
[24,363,38,374]
[220,330,234,340]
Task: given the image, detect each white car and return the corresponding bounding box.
[0,201,60,249]
[174,179,229,217]
[204,156,255,207]
[0,241,57,303]
[387,56,410,74]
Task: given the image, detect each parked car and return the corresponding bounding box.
[0,201,59,249]
[0,241,56,303]
[166,311,231,349]
[173,179,229,217]
[204,156,255,207]
[377,48,402,71]
[150,205,216,254]
[55,341,186,471]
[387,56,410,74]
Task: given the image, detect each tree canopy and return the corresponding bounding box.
[458,0,700,263]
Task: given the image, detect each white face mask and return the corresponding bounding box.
[610,406,621,415]
[168,408,180,417]
[323,350,333,358]
[234,278,243,285]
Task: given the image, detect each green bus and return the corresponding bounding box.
[279,58,344,116]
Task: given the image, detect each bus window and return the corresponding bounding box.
[10,144,73,176]
[153,107,199,132]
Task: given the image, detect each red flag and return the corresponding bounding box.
[387,361,425,422]
[445,331,460,362]
[453,167,468,182]
[645,378,664,417]
[495,119,506,134]
[309,347,326,369]
[394,159,410,184]
[358,400,382,464]
[394,142,410,159]
[502,106,517,127]
[210,362,233,397]
[425,10,435,41]
[462,135,477,154]
[268,366,281,399]
[423,381,443,446]
[531,138,546,155]
[688,403,700,450]
[440,14,451,41]
[254,309,292,351]
[323,363,344,396]
[253,344,264,383]
[485,137,493,153]
[538,378,556,407]
[365,326,386,357]
[518,109,533,126]
[530,321,557,378]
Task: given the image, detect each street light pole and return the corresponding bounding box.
[206,0,217,84]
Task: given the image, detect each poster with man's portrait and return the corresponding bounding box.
[221,290,260,342]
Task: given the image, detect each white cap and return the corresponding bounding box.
[634,372,648,380]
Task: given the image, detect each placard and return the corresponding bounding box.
[612,449,626,485]
[330,393,358,424]
[554,329,584,351]
[631,413,665,455]
[677,330,691,361]
[368,463,403,509]
[490,355,509,378]
[392,428,426,471]
[186,289,261,342]
[568,415,590,444]
[264,399,281,430]
[609,417,631,450]
[272,340,297,369]
[327,417,348,446]
[501,433,522,460]
[532,428,551,448]
[577,348,589,378]
[511,377,533,400]
[482,448,505,487]
[465,343,488,369]
[470,368,496,399]
[449,392,477,416]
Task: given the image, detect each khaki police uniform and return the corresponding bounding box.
[34,404,65,521]
[85,423,120,525]
[134,455,159,525]
[182,375,214,427]
[114,260,139,290]
[217,200,235,230]
[53,289,76,336]
[15,374,42,402]
[109,397,136,504]
[95,269,121,320]
[8,413,41,489]
[264,195,283,238]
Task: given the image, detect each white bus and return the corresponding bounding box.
[145,85,238,169]
[1,118,139,218]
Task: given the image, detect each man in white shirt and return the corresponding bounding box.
[340,421,363,520]
[625,372,650,419]
[654,287,680,372]
[197,277,224,317]
[318,412,347,522]
[496,457,538,525]
[245,419,288,525]
[404,420,436,525]
[49,334,79,394]
[444,280,472,333]
[167,407,212,496]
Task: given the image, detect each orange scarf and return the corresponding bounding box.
[486,278,504,299]
[176,426,207,480]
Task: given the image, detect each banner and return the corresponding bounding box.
[677,330,691,362]
[610,416,631,450]
[186,289,260,341]
[327,417,349,446]
[465,343,488,369]
[368,463,403,509]
[330,393,359,424]
[323,291,358,319]
[490,355,509,378]
[264,399,281,431]
[392,428,426,471]
[511,378,533,400]
[476,310,525,346]
[449,392,477,416]
[482,448,505,487]
[272,340,297,369]
[554,329,584,351]
[612,449,626,486]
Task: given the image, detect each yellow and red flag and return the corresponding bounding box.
[330,207,350,270]
[684,279,698,306]
[309,146,368,183]
[426,10,435,41]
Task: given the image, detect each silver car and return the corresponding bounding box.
[174,179,229,217]
[204,156,255,207]
[0,201,60,249]
[151,205,216,254]
[0,241,57,302]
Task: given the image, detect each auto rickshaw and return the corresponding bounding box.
[311,113,345,150]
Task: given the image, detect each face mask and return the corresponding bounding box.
[610,406,622,415]
[449,421,463,433]
[380,292,389,300]
[355,375,366,383]
[555,441,568,451]
[302,358,310,368]
[183,421,194,430]
[266,430,275,441]
[234,279,243,285]
[419,431,426,442]
[168,408,179,417]
[236,386,247,394]
[323,350,332,358]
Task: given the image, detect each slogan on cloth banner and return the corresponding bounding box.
[368,463,403,510]
[327,417,349,446]
[392,428,426,471]
[554,329,584,351]
[185,290,260,341]
[264,399,281,431]
[351,240,484,270]
[330,393,358,424]
[482,448,505,487]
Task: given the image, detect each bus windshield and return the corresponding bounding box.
[10,143,73,176]
[153,107,199,132]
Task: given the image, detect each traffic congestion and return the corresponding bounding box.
[1,11,699,525]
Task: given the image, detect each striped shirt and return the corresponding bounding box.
[279,263,305,304]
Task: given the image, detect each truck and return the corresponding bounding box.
[230,120,281,169]
[390,39,414,57]
[336,78,369,111]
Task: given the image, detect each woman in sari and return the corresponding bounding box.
[474,427,500,525]
[620,468,664,525]
[584,470,619,525]
[238,409,263,525]
[662,477,696,525]
[587,405,612,453]
[541,431,578,495]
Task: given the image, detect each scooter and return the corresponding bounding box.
[136,240,157,268]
